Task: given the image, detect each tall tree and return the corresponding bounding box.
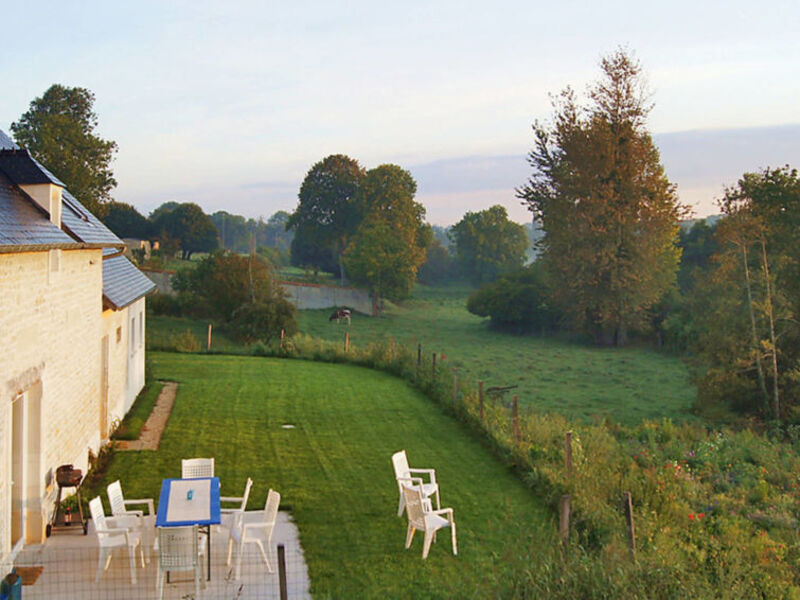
[694,166,800,420]
[11,84,117,217]
[101,201,152,239]
[449,205,528,284]
[517,50,687,345]
[344,164,431,307]
[152,202,218,260]
[287,154,366,282]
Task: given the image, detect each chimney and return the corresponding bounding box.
[19,183,63,228]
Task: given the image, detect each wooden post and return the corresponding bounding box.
[559,495,571,557]
[432,353,437,380]
[478,380,484,421]
[565,431,573,479]
[278,543,288,600]
[207,324,212,351]
[624,491,636,559]
[280,328,285,343]
[512,395,519,444]
[344,331,350,353]
[452,371,458,406]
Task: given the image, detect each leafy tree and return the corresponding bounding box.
[344,164,431,305]
[517,49,687,345]
[693,166,800,420]
[449,205,528,284]
[11,84,117,217]
[211,211,249,252]
[417,239,454,285]
[101,201,152,239]
[174,251,274,320]
[148,201,181,223]
[287,154,366,282]
[467,263,559,333]
[152,202,218,260]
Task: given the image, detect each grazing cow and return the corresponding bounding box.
[329,308,352,325]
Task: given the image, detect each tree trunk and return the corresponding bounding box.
[741,243,770,410]
[759,235,780,421]
[338,253,347,286]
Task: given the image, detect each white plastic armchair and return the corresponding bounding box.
[400,477,457,559]
[226,488,280,579]
[156,525,207,600]
[392,450,440,517]
[220,477,253,530]
[89,496,145,584]
[181,457,215,479]
[107,480,155,562]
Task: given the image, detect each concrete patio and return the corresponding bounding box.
[12,511,310,599]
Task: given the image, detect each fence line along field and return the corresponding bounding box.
[295,284,697,426]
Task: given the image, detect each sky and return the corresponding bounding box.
[1,1,798,225]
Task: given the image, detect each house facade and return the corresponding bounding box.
[0,131,155,559]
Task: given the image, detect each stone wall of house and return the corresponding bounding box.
[101,296,146,433]
[279,281,375,315]
[0,248,104,553]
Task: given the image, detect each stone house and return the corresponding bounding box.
[0,130,155,559]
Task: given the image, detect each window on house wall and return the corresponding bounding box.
[116,327,122,343]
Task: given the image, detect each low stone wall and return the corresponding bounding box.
[137,267,375,315]
[278,281,374,315]
[138,268,175,295]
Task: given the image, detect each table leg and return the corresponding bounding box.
[207,525,212,581]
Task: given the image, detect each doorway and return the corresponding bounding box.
[11,381,43,550]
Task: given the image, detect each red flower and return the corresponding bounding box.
[697,513,705,519]
[689,514,694,520]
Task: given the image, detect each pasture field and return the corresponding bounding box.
[297,284,698,426]
[94,352,553,598]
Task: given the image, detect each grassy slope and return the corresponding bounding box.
[99,352,552,598]
[298,284,698,426]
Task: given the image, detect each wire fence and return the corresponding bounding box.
[8,535,308,599]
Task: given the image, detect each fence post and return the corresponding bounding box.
[565,431,573,480]
[278,543,288,600]
[207,324,212,351]
[559,494,571,557]
[624,491,636,559]
[452,370,458,406]
[280,328,285,344]
[512,395,519,445]
[478,380,484,421]
[432,352,436,380]
[344,331,350,353]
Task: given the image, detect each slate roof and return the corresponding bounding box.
[0,170,79,251]
[0,149,65,186]
[102,248,156,309]
[0,129,155,308]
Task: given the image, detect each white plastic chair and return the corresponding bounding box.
[220,477,253,530]
[156,525,206,600]
[392,450,440,516]
[400,477,457,559]
[181,457,215,479]
[226,489,280,579]
[89,496,145,584]
[107,480,155,562]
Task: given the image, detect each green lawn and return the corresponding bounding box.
[298,284,698,426]
[95,352,552,598]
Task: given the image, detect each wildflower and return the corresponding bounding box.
[698,513,705,519]
[689,514,694,520]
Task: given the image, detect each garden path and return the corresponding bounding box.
[115,381,177,451]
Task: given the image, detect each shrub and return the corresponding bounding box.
[227,298,298,344]
[171,329,201,352]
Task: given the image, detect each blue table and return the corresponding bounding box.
[156,477,221,580]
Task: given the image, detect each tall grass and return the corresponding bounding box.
[246,334,800,597]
